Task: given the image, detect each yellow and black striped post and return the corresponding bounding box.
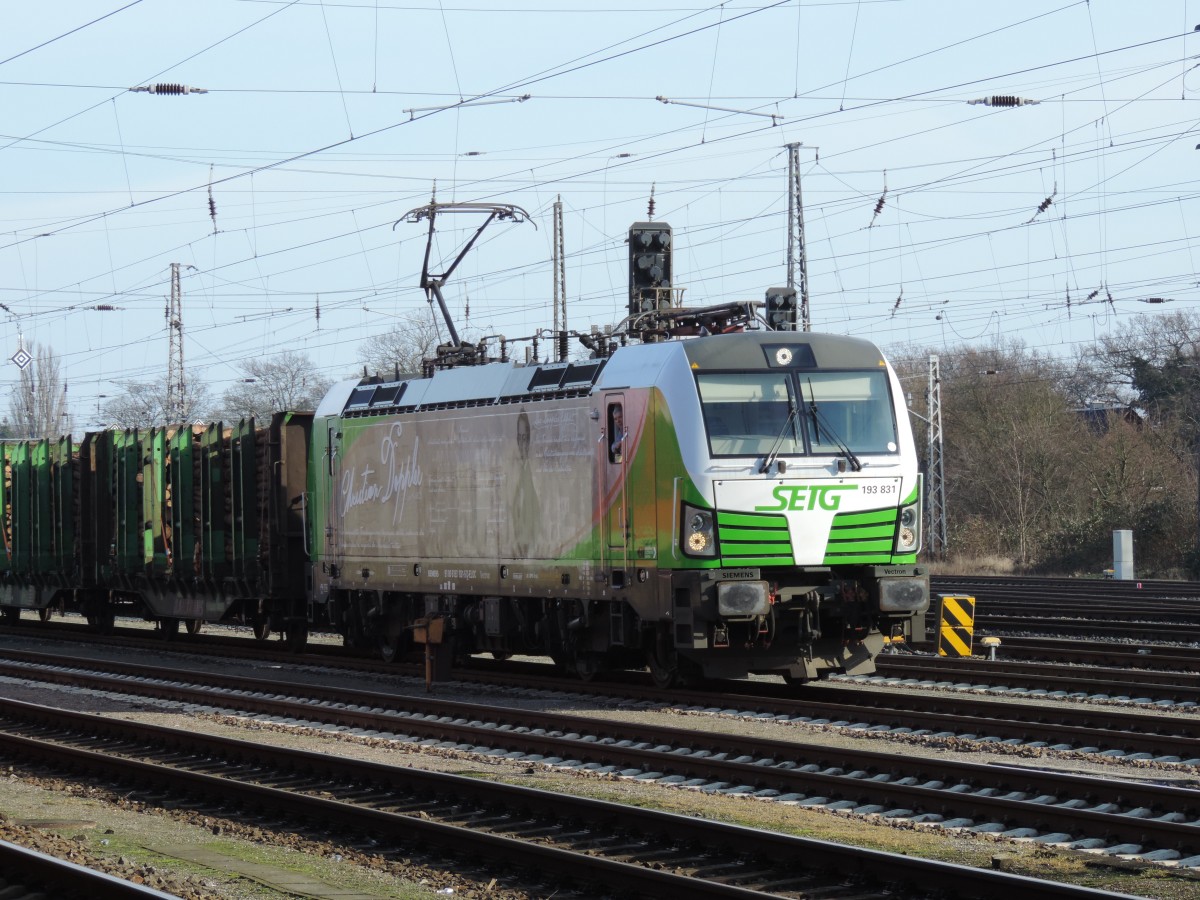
[936,594,975,657]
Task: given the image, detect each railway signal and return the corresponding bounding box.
[628,222,672,317]
[764,287,798,331]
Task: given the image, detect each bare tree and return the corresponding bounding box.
[8,343,70,438]
[941,345,1085,566]
[358,313,443,377]
[104,377,211,429]
[220,350,333,421]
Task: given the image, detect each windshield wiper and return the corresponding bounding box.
[805,378,862,472]
[759,398,799,474]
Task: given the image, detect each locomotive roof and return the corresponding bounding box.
[318,329,887,418]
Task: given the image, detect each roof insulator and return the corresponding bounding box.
[967,95,1039,107]
[129,83,208,95]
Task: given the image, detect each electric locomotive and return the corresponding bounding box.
[311,305,928,685]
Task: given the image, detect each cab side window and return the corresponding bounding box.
[608,403,625,464]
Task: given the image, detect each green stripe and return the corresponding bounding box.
[722,541,793,556]
[721,555,792,566]
[823,551,918,564]
[824,552,895,563]
[720,526,791,542]
[832,508,897,526]
[717,511,788,528]
[826,538,893,553]
[828,523,895,540]
[715,508,793,566]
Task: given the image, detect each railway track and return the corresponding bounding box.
[9,614,1200,710]
[6,617,1200,760]
[974,616,1200,643]
[0,696,1148,900]
[2,650,1199,870]
[0,838,180,899]
[869,653,1200,707]
[2,631,1199,760]
[980,637,1200,670]
[932,575,1200,601]
[926,575,1200,645]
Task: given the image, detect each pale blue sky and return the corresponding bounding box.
[2,1,1198,427]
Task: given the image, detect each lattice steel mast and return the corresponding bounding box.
[552,196,566,361]
[786,142,811,332]
[166,262,185,422]
[926,354,948,557]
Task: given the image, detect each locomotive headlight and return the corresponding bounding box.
[894,500,922,553]
[682,504,717,557]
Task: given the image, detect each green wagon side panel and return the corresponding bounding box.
[80,431,114,584]
[9,443,31,575]
[49,436,74,575]
[141,428,170,572]
[167,426,195,578]
[230,419,259,579]
[200,423,227,579]
[113,430,142,573]
[31,440,52,575]
[0,445,8,573]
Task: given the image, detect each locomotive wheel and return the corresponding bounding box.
[573,653,604,683]
[646,644,680,689]
[252,619,271,641]
[185,619,203,635]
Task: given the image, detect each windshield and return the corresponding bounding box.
[697,370,897,458]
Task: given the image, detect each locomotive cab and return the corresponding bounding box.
[600,330,929,685]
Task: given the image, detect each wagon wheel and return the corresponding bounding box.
[160,618,180,641]
[285,622,308,653]
[252,619,271,641]
[37,607,52,623]
[379,634,404,664]
[185,619,203,635]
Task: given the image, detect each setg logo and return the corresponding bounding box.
[755,484,858,512]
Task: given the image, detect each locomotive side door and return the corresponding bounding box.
[603,394,629,579]
[324,423,341,567]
